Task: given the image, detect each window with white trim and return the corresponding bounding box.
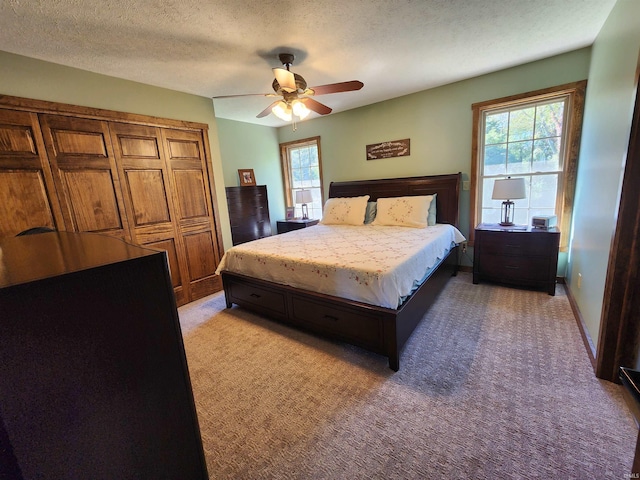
[279,136,324,219]
[470,81,586,247]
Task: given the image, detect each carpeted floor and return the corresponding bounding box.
[178,272,636,479]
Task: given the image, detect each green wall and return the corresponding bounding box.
[567,0,640,353]
[0,50,232,248]
[216,118,284,233]
[276,48,592,269]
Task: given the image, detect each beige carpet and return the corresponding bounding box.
[179,272,636,479]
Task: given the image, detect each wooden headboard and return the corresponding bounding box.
[328,173,461,227]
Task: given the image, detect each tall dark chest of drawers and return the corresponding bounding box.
[226,185,272,245]
[473,224,560,295]
[0,232,208,478]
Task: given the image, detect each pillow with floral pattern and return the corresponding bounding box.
[372,195,433,228]
[320,195,370,225]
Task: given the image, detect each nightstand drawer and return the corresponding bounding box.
[478,254,550,281]
[479,231,551,256]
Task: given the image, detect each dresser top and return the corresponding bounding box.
[476,223,559,234]
[0,232,159,288]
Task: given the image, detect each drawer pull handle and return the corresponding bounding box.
[505,244,520,248]
[505,265,519,270]
[324,315,339,322]
[250,293,261,298]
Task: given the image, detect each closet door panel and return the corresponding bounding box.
[0,171,53,237]
[173,170,209,220]
[39,115,129,239]
[110,122,190,305]
[0,123,36,153]
[163,129,222,295]
[126,170,171,225]
[61,170,123,232]
[0,109,64,237]
[184,231,220,299]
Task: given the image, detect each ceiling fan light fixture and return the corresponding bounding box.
[272,101,292,121]
[291,100,310,120]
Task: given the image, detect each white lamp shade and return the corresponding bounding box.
[295,190,313,204]
[492,177,526,200]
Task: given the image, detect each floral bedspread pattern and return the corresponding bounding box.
[216,224,466,309]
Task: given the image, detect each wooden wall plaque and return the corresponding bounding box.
[366,139,410,160]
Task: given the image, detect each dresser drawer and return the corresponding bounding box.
[477,254,550,281]
[290,296,383,350]
[230,219,271,239]
[478,231,551,256]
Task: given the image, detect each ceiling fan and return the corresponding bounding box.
[213,53,364,122]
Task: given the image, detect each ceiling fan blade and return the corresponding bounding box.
[299,97,332,115]
[306,80,364,96]
[257,101,281,118]
[213,93,276,99]
[273,67,297,93]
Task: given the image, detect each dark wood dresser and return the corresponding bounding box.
[473,223,560,295]
[0,232,208,479]
[226,185,272,245]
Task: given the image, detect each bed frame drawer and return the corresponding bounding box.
[290,296,384,351]
[226,278,287,318]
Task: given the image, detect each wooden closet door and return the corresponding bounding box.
[109,122,190,306]
[162,129,222,299]
[0,109,65,237]
[39,114,130,239]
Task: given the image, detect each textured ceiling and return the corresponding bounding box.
[0,0,615,127]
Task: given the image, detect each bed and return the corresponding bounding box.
[218,173,462,371]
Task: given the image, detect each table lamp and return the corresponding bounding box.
[295,190,313,219]
[492,177,526,226]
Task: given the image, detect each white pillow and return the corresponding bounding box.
[320,195,370,225]
[372,195,433,228]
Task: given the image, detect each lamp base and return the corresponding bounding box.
[500,200,515,226]
[301,203,309,220]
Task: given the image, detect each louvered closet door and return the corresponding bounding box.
[110,122,190,306]
[162,128,222,299]
[0,109,65,237]
[39,115,130,239]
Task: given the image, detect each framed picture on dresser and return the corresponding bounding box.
[238,169,256,186]
[285,207,295,220]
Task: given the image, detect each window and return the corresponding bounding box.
[280,136,324,219]
[470,81,586,247]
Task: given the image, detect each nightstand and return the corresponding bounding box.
[276,218,319,234]
[473,223,560,295]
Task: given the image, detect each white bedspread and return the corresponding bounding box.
[216,224,466,309]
